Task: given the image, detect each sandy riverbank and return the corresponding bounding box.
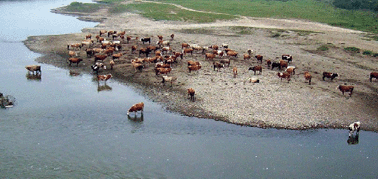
[24,1,378,131]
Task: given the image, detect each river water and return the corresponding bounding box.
[0,0,377,178]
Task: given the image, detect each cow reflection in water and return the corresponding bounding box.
[26,73,41,81]
[97,83,112,92]
[128,113,144,122]
[128,114,144,133]
[347,133,359,145]
[69,70,80,77]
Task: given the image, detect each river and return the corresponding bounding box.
[0,0,377,178]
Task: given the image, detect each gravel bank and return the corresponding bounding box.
[24,2,378,132]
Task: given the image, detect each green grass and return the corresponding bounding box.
[363,50,373,55]
[108,2,236,23]
[156,0,378,34]
[96,0,378,34]
[64,2,102,13]
[229,26,256,35]
[344,46,361,53]
[317,43,336,51]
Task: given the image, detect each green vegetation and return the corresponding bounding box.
[229,26,256,35]
[90,0,378,34]
[344,47,361,53]
[333,0,378,12]
[64,2,102,13]
[109,2,236,23]
[178,28,215,35]
[317,43,335,51]
[363,50,373,55]
[155,0,378,34]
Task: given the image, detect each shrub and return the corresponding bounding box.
[344,47,361,53]
[363,50,373,55]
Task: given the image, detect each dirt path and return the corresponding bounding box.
[26,0,378,131]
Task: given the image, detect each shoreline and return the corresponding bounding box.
[24,4,378,132]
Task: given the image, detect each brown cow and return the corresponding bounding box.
[127,102,144,116]
[97,74,112,83]
[255,55,263,63]
[155,67,172,75]
[279,60,288,70]
[68,58,83,67]
[337,85,354,97]
[220,59,230,67]
[132,61,144,72]
[227,51,238,58]
[248,65,262,75]
[370,72,378,82]
[277,72,291,82]
[183,48,194,55]
[304,71,312,85]
[244,54,251,60]
[213,62,224,71]
[233,67,238,78]
[205,53,216,60]
[188,65,201,73]
[95,55,107,62]
[187,88,195,101]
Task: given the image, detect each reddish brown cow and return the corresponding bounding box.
[227,51,238,58]
[233,67,238,78]
[266,59,272,67]
[126,36,132,43]
[67,43,82,50]
[304,71,312,85]
[139,47,151,57]
[182,43,190,49]
[99,30,107,36]
[127,102,144,116]
[255,55,263,63]
[188,60,200,66]
[110,60,115,70]
[279,60,288,70]
[188,65,201,73]
[173,51,183,59]
[369,72,378,82]
[155,67,172,75]
[183,48,194,55]
[244,54,251,60]
[68,58,83,67]
[248,65,262,75]
[97,74,112,83]
[220,59,230,67]
[187,88,195,101]
[112,53,123,60]
[209,45,218,50]
[95,54,107,62]
[205,53,216,60]
[213,62,224,71]
[337,85,354,97]
[277,72,291,82]
[132,61,144,72]
[131,45,137,53]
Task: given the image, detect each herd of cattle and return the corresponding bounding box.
[24,29,378,115]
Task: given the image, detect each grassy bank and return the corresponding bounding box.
[108,3,236,23]
[77,0,378,34]
[63,2,103,13]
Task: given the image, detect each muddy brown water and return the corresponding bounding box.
[0,0,377,178]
